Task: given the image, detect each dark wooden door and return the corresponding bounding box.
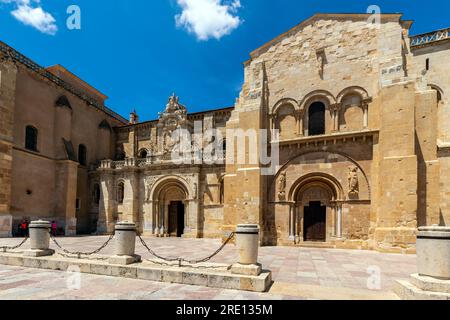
[168,202,178,236]
[304,201,326,241]
[176,202,185,238]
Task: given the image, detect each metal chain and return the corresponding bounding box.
[0,237,28,252]
[138,235,180,262]
[138,232,235,266]
[50,233,115,259]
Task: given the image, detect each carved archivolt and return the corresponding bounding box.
[299,90,336,111]
[147,175,195,202]
[336,86,370,105]
[271,98,300,115]
[272,151,371,201]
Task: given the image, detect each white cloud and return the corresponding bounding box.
[1,0,57,35]
[175,0,242,41]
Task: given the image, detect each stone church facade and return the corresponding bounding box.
[1,13,449,253]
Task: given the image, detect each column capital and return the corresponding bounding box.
[329,103,342,112]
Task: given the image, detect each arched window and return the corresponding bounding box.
[138,149,148,159]
[25,126,38,152]
[93,184,101,205]
[117,182,125,204]
[78,144,87,166]
[308,102,326,136]
[220,178,225,204]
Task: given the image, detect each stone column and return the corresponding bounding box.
[122,169,139,226]
[417,226,450,279]
[24,220,55,257]
[297,205,304,241]
[55,160,78,236]
[231,224,262,276]
[98,171,115,234]
[395,226,450,299]
[295,110,304,136]
[109,221,141,265]
[363,103,369,128]
[142,199,153,236]
[336,205,342,239]
[330,103,341,132]
[159,203,165,236]
[154,201,160,236]
[289,205,296,241]
[183,200,191,235]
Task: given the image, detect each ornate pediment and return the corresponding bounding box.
[158,94,188,130]
[157,94,191,154]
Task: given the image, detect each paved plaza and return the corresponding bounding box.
[0,236,417,300]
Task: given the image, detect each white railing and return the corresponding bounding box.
[99,151,227,170]
[410,28,450,48]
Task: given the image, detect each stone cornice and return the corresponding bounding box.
[275,129,379,147]
[0,40,128,125]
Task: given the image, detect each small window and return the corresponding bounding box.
[25,126,38,152]
[138,149,148,159]
[117,182,125,204]
[78,144,87,166]
[220,178,224,204]
[75,199,81,210]
[308,102,326,136]
[426,58,430,71]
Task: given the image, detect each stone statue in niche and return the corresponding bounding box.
[278,172,287,201]
[193,183,198,199]
[348,166,359,197]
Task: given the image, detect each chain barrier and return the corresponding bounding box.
[138,232,235,267]
[50,233,115,259]
[0,237,28,253]
[3,231,235,267]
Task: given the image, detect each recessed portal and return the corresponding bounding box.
[304,201,326,242]
[168,201,185,237]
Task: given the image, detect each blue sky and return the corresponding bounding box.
[1,0,449,121]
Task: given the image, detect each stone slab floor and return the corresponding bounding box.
[0,236,417,300]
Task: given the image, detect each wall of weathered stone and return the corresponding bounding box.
[226,14,413,251]
[8,62,124,235]
[411,41,450,226]
[0,60,17,237]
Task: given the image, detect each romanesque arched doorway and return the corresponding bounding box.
[153,179,189,238]
[298,183,333,242]
[291,174,343,243]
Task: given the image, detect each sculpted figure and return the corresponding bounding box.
[278,172,287,201]
[348,166,359,195]
[193,183,198,199]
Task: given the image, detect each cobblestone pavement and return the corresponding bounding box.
[0,236,417,300]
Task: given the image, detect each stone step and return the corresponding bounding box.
[297,242,336,249]
[395,279,450,300]
[0,252,272,293]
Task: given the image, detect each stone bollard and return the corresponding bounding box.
[231,224,262,276]
[395,226,450,299]
[109,221,141,265]
[417,226,450,279]
[24,220,55,257]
